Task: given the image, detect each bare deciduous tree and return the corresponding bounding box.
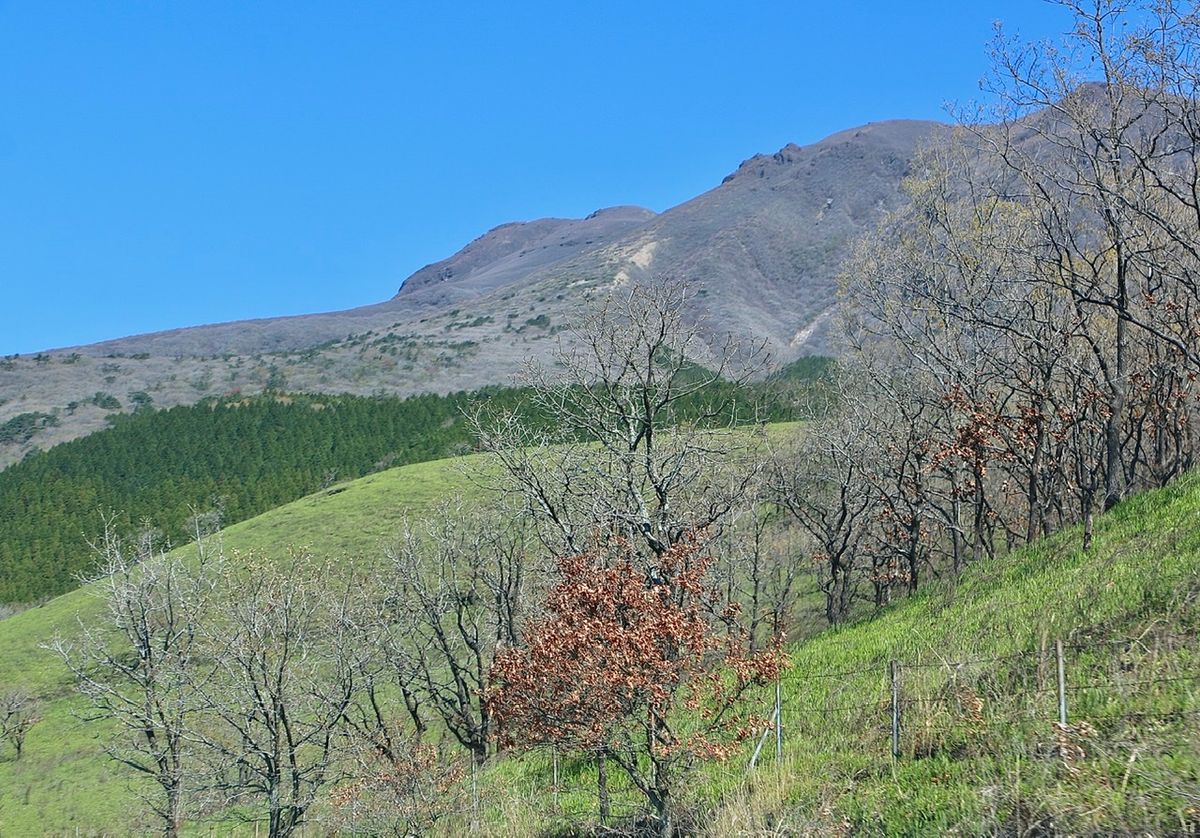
[474,280,770,570]
[770,374,882,623]
[708,486,809,651]
[327,735,467,837]
[190,555,372,838]
[384,502,538,767]
[0,688,39,760]
[49,519,221,837]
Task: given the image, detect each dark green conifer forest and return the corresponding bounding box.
[0,358,829,604]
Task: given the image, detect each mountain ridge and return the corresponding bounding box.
[1,116,950,465]
[37,117,945,359]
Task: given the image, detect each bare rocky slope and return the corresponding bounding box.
[0,119,945,467]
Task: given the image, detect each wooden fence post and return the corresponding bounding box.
[1055,639,1068,726]
[890,659,901,760]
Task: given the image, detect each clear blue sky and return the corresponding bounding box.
[0,1,1068,354]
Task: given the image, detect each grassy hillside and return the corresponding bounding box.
[0,454,476,834]
[2,447,1198,834]
[476,475,1200,836]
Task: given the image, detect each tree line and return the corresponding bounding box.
[780,0,1200,623]
[0,389,505,604]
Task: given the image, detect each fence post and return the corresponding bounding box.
[1055,638,1068,726]
[890,659,901,760]
[774,674,783,762]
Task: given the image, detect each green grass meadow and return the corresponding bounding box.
[468,474,1200,835]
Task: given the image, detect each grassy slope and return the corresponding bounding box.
[3,445,1199,834]
[474,475,1200,836]
[0,455,476,835]
[712,475,1200,835]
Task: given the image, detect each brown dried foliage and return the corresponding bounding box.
[489,535,786,830]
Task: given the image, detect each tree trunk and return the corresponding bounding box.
[402,685,426,743]
[650,784,673,837]
[1026,419,1045,544]
[906,513,920,591]
[1105,262,1130,511]
[597,750,610,826]
[949,467,964,573]
[1103,412,1125,511]
[971,467,985,565]
[824,555,841,625]
[166,783,181,838]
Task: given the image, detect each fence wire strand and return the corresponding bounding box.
[507,636,1200,825]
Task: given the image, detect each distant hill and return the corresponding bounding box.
[0,361,829,605]
[0,117,943,465]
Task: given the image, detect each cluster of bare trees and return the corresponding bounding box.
[783,0,1200,623]
[52,511,506,837]
[50,521,381,837]
[53,282,808,836]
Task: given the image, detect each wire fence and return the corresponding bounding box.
[507,632,1200,832]
[182,633,1200,835]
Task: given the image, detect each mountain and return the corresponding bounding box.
[68,205,660,359]
[387,118,941,356]
[539,119,943,355]
[0,119,944,466]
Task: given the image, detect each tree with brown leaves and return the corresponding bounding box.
[490,536,786,837]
